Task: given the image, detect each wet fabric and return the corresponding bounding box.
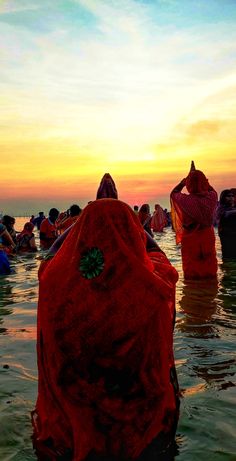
[181,227,217,279]
[171,170,218,279]
[33,199,179,461]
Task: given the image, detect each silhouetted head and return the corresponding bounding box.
[139,204,150,214]
[69,204,82,217]
[23,222,34,233]
[219,189,235,207]
[2,215,15,228]
[49,208,59,223]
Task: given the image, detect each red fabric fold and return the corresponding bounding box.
[33,199,179,460]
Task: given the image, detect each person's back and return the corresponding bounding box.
[151,204,167,232]
[138,204,153,237]
[33,199,179,461]
[57,204,82,233]
[40,208,59,249]
[171,166,218,279]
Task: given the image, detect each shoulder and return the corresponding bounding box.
[40,218,48,230]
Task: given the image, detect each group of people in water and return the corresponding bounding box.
[1,165,236,460]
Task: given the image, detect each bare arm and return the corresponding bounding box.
[1,228,16,248]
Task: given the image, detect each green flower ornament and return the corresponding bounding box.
[79,247,104,279]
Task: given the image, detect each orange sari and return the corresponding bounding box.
[33,199,179,461]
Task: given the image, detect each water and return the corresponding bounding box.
[0,218,235,461]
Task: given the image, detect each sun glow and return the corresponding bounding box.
[1,0,236,214]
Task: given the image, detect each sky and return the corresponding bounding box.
[0,0,236,215]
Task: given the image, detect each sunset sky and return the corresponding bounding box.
[1,0,236,215]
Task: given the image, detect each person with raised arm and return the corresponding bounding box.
[170,161,218,279]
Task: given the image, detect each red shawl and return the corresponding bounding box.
[151,205,167,232]
[33,199,179,460]
[171,170,218,244]
[17,221,34,237]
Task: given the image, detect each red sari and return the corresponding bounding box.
[151,205,167,232]
[171,170,218,279]
[33,199,179,461]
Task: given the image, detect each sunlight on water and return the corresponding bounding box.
[0,219,235,460]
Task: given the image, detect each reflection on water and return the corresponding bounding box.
[0,222,235,460]
[178,279,219,338]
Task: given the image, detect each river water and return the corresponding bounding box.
[0,218,235,461]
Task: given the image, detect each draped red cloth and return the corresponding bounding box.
[151,205,167,232]
[33,199,179,461]
[18,221,34,236]
[171,170,218,279]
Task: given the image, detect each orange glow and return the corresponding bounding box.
[1,0,236,214]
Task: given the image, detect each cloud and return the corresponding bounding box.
[0,0,41,15]
[187,120,222,137]
[1,0,236,201]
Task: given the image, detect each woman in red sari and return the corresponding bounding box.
[32,198,179,461]
[151,204,167,233]
[171,167,218,280]
[16,222,37,253]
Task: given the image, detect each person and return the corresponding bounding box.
[0,222,16,252]
[164,209,171,227]
[32,198,179,461]
[16,222,37,253]
[33,212,46,231]
[30,215,35,223]
[230,188,236,207]
[0,223,14,274]
[96,173,118,199]
[39,175,163,276]
[40,208,59,250]
[170,163,218,279]
[57,204,82,233]
[151,204,167,232]
[217,189,236,258]
[1,215,17,245]
[138,204,153,237]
